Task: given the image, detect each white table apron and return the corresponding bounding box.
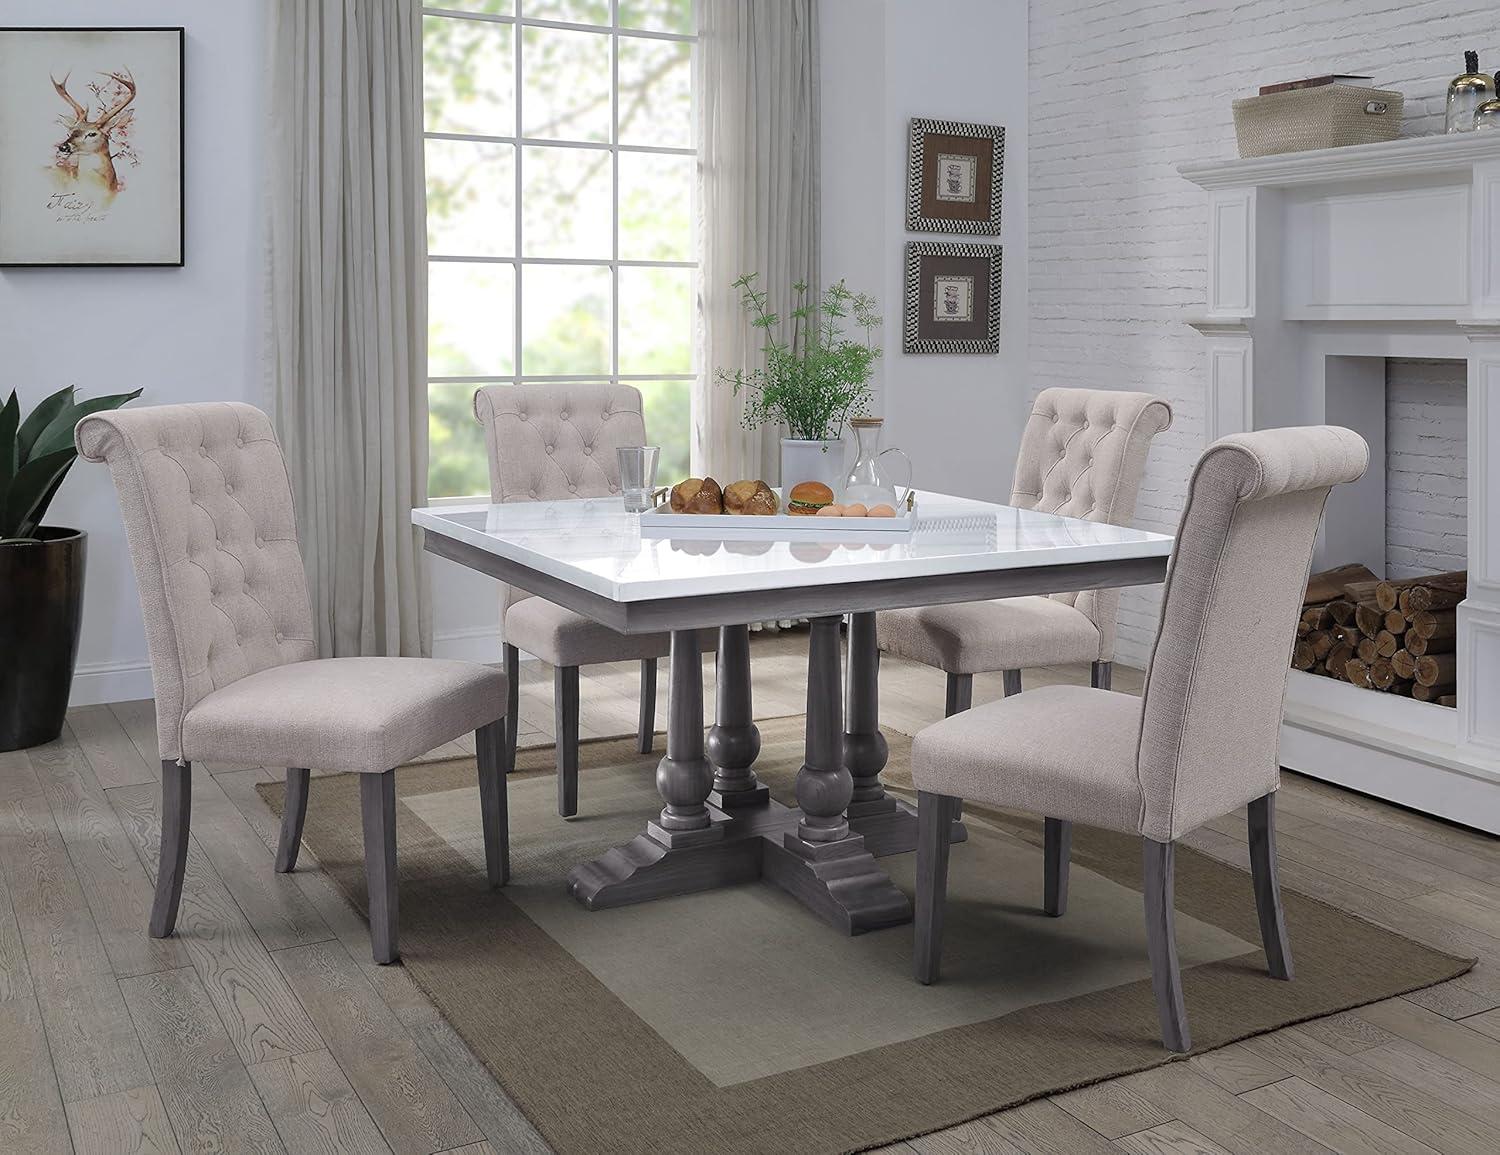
[414,497,1173,934]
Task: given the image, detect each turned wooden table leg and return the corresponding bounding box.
[762,615,911,934]
[651,629,719,843]
[707,624,768,809]
[845,612,966,857]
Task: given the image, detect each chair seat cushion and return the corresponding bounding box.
[506,598,714,667]
[181,657,507,773]
[878,596,1101,674]
[911,685,1144,834]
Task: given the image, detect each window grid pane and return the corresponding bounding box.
[424,8,696,497]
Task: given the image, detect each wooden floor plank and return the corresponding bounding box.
[28,735,189,978]
[1114,1119,1232,1155]
[982,1099,1116,1153]
[33,968,152,1105]
[120,967,282,1153]
[67,705,158,790]
[66,1085,180,1155]
[1050,1077,1173,1139]
[409,1016,550,1155]
[108,780,325,1066]
[1118,1064,1334,1155]
[909,1117,1024,1153]
[273,941,484,1154]
[1241,1076,1441,1155]
[1460,1006,1500,1043]
[0,994,72,1153]
[248,1048,391,1154]
[1243,1026,1500,1153]
[1357,997,1500,1084]
[108,700,163,771]
[1187,1041,1288,1094]
[0,873,33,1003]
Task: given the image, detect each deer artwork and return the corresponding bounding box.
[50,70,136,201]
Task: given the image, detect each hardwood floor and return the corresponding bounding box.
[3,629,1500,1153]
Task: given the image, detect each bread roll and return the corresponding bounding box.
[670,477,724,514]
[724,479,779,515]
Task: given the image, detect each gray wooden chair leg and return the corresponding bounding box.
[274,767,310,873]
[150,760,191,939]
[555,664,580,817]
[360,770,399,965]
[1249,792,1294,981]
[476,719,509,887]
[1044,817,1071,916]
[637,657,657,755]
[1143,838,1191,1052]
[503,644,520,776]
[1002,668,1022,696]
[944,672,973,717]
[1091,661,1112,690]
[915,791,959,984]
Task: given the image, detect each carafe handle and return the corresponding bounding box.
[878,447,914,508]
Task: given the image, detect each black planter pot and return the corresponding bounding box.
[0,528,86,752]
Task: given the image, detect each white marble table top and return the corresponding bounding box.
[413,492,1174,604]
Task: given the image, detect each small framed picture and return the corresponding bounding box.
[904,242,1002,354]
[906,118,1004,235]
[0,27,185,267]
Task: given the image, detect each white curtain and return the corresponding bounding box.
[266,0,432,658]
[694,0,820,484]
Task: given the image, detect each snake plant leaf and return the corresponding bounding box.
[29,387,144,460]
[16,385,74,461]
[0,391,18,490]
[2,446,75,540]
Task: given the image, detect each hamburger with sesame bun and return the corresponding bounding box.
[786,480,835,516]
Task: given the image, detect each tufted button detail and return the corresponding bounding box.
[224,483,234,495]
[235,436,245,448]
[584,445,593,455]
[215,541,224,551]
[255,535,264,548]
[519,412,528,421]
[546,444,555,455]
[275,631,284,643]
[198,446,209,457]
[568,483,577,493]
[529,489,537,498]
[560,410,570,420]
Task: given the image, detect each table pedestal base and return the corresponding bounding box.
[846,796,968,858]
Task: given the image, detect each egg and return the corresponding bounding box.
[816,503,845,517]
[844,503,868,517]
[868,504,897,517]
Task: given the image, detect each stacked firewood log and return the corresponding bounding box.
[1292,563,1462,707]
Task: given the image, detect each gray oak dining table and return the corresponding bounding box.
[413,492,1174,934]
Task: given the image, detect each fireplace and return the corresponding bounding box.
[1181,132,1500,833]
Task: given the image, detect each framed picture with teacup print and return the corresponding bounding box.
[903,241,1002,354]
[906,117,1004,236]
[0,26,185,267]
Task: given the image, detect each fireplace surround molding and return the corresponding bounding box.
[1181,132,1500,833]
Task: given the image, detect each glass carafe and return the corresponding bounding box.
[842,417,912,508]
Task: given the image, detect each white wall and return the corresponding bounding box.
[1028,0,1498,665]
[820,0,1029,503]
[1,1,265,705]
[1387,360,1467,580]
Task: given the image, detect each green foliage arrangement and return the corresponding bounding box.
[0,385,142,540]
[718,274,881,442]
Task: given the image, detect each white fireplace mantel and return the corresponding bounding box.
[1179,133,1500,833]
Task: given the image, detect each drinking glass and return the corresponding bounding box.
[618,445,661,512]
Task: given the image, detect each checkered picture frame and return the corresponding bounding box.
[906,117,1005,235]
[904,242,1003,355]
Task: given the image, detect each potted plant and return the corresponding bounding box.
[1,385,141,751]
[717,274,881,491]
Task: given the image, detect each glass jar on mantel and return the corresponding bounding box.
[1447,50,1496,133]
[842,417,913,508]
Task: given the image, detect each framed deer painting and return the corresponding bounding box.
[0,27,184,267]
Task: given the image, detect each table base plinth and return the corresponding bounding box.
[566,794,960,933]
[707,783,771,810]
[846,796,970,858]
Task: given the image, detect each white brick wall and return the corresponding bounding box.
[1028,0,1495,665]
[1386,359,1467,580]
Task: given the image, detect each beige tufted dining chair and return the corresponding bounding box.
[76,402,510,965]
[910,425,1369,1052]
[474,383,714,817]
[879,388,1172,707]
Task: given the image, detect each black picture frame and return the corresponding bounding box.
[906,117,1004,236]
[0,26,185,268]
[903,241,1003,355]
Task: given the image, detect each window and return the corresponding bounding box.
[423,1,696,498]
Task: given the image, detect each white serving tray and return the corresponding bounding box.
[640,488,916,534]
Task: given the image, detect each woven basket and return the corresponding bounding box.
[1232,85,1403,158]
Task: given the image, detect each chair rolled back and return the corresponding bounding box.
[473,382,647,503]
[1135,426,1368,842]
[1010,388,1173,660]
[76,402,316,761]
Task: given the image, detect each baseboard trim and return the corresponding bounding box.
[70,659,154,707]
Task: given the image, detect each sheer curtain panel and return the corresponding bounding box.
[266,0,431,658]
[695,0,820,484]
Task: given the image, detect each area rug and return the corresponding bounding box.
[260,719,1473,1155]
